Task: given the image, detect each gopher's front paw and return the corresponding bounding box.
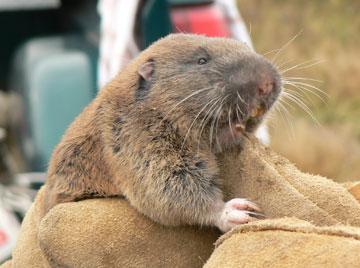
[215,198,265,233]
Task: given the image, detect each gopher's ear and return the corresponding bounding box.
[138,60,154,81]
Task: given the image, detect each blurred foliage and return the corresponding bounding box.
[237,0,360,181]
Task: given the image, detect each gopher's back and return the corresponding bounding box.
[43,99,120,214]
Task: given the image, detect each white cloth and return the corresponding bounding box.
[97,0,140,88]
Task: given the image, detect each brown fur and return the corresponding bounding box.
[43,34,280,227]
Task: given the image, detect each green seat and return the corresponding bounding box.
[10,36,95,171]
[141,0,173,49]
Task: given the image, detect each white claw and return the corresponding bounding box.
[215,198,264,233]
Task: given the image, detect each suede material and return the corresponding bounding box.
[205,218,360,268]
[3,136,360,267]
[345,181,360,203]
[219,136,360,226]
[38,197,219,268]
[11,187,50,268]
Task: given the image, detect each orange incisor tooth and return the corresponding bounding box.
[235,124,245,132]
[251,106,265,117]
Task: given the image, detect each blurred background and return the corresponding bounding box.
[237,0,360,181]
[0,0,359,263]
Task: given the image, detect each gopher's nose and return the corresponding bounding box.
[227,55,281,98]
[258,75,275,96]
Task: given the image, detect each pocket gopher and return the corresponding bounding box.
[43,34,281,232]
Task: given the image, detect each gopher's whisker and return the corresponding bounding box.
[196,96,223,152]
[283,80,328,97]
[274,59,297,71]
[209,68,224,78]
[275,99,296,140]
[158,86,213,127]
[228,108,235,139]
[235,104,242,122]
[209,95,229,150]
[280,59,325,74]
[283,81,327,104]
[215,95,229,151]
[214,95,228,152]
[159,72,191,81]
[283,84,317,103]
[281,91,321,126]
[237,91,247,106]
[181,97,220,150]
[271,30,303,65]
[283,76,323,83]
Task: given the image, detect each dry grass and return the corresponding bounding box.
[237,0,360,181]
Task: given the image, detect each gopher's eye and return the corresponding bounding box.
[198,58,208,65]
